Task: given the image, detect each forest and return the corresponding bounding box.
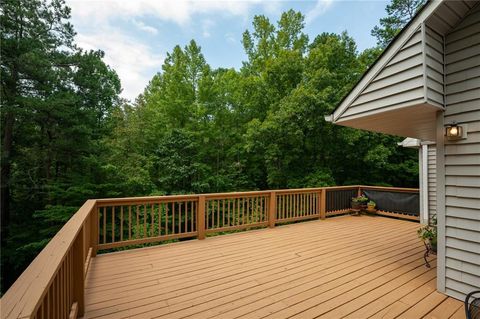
[0,0,425,292]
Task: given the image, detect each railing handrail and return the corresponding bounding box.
[1,185,419,318]
[1,200,96,319]
[94,185,417,204]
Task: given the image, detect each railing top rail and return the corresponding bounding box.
[95,185,371,205]
[94,185,419,205]
[359,185,419,193]
[1,200,96,319]
[95,194,200,206]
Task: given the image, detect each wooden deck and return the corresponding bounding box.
[83,215,464,319]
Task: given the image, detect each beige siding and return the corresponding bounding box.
[342,27,425,118]
[428,145,437,222]
[443,2,480,300]
[425,26,445,108]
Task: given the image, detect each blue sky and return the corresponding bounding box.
[66,0,388,101]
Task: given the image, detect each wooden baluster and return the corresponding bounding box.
[72,226,85,317]
[216,199,222,228]
[227,200,231,226]
[296,194,299,218]
[91,206,98,257]
[285,195,289,219]
[242,198,246,225]
[206,200,209,230]
[198,196,206,239]
[172,202,175,234]
[59,265,63,319]
[235,197,240,225]
[304,194,307,216]
[287,195,290,219]
[63,262,66,318]
[151,204,154,236]
[136,205,140,238]
[297,194,299,218]
[46,285,50,319]
[67,252,71,314]
[257,197,260,222]
[191,201,194,232]
[120,206,124,242]
[53,263,57,318]
[128,206,132,240]
[260,197,263,222]
[178,202,181,234]
[306,193,309,216]
[184,201,188,233]
[222,200,225,228]
[301,194,304,217]
[112,206,115,243]
[102,207,106,244]
[246,197,250,224]
[312,193,315,215]
[143,204,147,238]
[278,196,282,220]
[165,204,169,235]
[63,261,67,317]
[158,203,162,235]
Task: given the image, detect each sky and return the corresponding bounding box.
[66,0,389,101]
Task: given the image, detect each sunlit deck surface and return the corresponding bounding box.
[84,216,463,319]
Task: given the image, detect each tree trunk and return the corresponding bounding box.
[1,112,14,240]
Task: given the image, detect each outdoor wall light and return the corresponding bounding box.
[445,123,467,141]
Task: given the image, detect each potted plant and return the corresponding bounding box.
[367,200,376,213]
[417,224,437,252]
[351,195,369,212]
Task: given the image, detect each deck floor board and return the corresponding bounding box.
[84,215,463,319]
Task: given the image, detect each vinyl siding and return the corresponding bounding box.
[341,26,425,118]
[428,145,437,222]
[425,26,445,108]
[443,2,480,300]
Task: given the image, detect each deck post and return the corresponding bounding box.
[73,225,85,317]
[357,186,362,197]
[90,205,98,257]
[319,189,326,220]
[197,196,206,240]
[268,191,276,228]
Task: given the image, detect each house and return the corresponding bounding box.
[326,0,480,301]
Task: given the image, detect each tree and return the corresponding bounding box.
[1,0,121,291]
[372,0,426,47]
[1,0,76,243]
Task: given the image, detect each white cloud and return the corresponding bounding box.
[66,0,265,27]
[305,0,334,24]
[225,32,237,44]
[201,19,215,38]
[76,29,163,101]
[65,0,276,101]
[132,20,158,35]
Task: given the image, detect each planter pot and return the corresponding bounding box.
[367,206,376,213]
[351,201,360,210]
[430,239,437,252]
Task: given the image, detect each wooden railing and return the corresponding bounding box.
[0,200,97,319]
[0,185,419,319]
